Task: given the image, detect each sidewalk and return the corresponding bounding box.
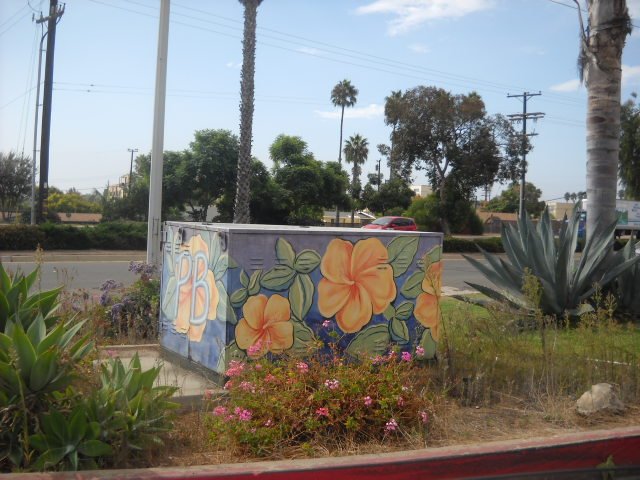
[0,250,147,263]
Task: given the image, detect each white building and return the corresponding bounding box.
[410,185,432,197]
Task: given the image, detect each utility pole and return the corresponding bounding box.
[37,0,64,223]
[127,148,138,196]
[507,92,544,217]
[376,157,382,192]
[31,17,48,225]
[147,0,170,267]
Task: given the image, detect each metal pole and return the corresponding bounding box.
[31,24,47,225]
[147,0,170,267]
[377,158,381,192]
[519,95,527,216]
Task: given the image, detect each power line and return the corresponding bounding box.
[545,0,640,29]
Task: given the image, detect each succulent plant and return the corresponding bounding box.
[612,238,640,316]
[463,207,640,317]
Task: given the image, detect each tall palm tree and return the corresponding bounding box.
[233,0,263,224]
[331,80,358,165]
[344,134,369,226]
[384,90,404,181]
[574,0,631,240]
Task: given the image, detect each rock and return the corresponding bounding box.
[576,383,625,416]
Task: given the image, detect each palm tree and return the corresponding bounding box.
[233,0,263,224]
[573,0,631,240]
[564,192,571,202]
[384,90,404,180]
[331,80,358,165]
[344,134,369,226]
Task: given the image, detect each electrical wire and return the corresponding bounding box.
[0,8,31,37]
[17,23,40,156]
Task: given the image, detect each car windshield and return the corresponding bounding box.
[371,217,393,226]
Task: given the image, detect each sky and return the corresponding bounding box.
[1,0,640,203]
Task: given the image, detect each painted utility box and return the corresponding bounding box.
[159,223,443,377]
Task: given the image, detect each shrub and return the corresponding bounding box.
[0,225,44,250]
[40,223,91,249]
[442,236,503,253]
[208,350,437,456]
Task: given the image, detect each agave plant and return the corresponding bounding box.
[612,238,640,316]
[463,208,640,317]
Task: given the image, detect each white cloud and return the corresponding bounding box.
[549,79,581,92]
[356,0,495,36]
[225,61,241,69]
[315,104,384,120]
[623,64,640,85]
[409,43,430,54]
[296,46,321,56]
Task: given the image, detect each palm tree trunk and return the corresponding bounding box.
[335,106,346,227]
[584,0,629,240]
[234,0,262,224]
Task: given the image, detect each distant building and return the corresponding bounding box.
[546,201,575,220]
[107,174,131,199]
[410,185,432,197]
[322,210,376,227]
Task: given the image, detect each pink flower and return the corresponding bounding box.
[420,411,429,424]
[324,379,340,390]
[401,351,412,362]
[224,380,233,390]
[234,406,252,421]
[363,396,373,406]
[253,363,263,371]
[247,340,264,357]
[371,355,385,365]
[296,362,309,374]
[316,407,330,417]
[415,345,425,357]
[322,320,331,328]
[225,360,246,377]
[264,374,276,383]
[212,406,227,416]
[239,381,255,393]
[264,419,274,427]
[385,418,398,432]
[204,389,215,400]
[397,396,405,406]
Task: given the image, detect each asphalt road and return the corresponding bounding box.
[2,257,490,294]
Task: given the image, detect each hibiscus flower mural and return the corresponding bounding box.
[414,260,442,341]
[318,238,397,334]
[235,294,294,358]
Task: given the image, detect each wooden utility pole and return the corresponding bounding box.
[507,92,544,217]
[37,0,64,223]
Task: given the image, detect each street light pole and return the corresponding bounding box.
[31,20,47,225]
[127,148,138,196]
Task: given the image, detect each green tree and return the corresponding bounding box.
[0,151,32,221]
[485,182,545,217]
[343,134,369,224]
[384,90,404,180]
[574,0,631,239]
[390,86,520,235]
[331,79,358,165]
[361,178,415,216]
[619,93,640,199]
[405,188,482,234]
[48,190,101,215]
[234,0,263,224]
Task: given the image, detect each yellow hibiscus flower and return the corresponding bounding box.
[415,260,442,341]
[317,238,396,334]
[235,294,294,358]
[175,234,220,343]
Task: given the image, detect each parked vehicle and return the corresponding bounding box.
[361,216,417,231]
[580,199,640,239]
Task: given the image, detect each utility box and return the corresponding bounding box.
[159,223,443,379]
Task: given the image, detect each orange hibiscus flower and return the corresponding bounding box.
[175,234,220,343]
[414,260,442,341]
[318,238,396,334]
[235,294,294,358]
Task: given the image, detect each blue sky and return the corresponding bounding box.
[1,0,639,202]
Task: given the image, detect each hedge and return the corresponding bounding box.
[442,236,503,253]
[0,222,147,251]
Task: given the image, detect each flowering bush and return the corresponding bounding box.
[207,349,436,455]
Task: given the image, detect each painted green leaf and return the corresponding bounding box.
[239,269,249,288]
[161,276,177,320]
[247,270,262,296]
[395,301,414,321]
[228,256,239,269]
[426,244,442,264]
[216,281,236,324]
[400,271,424,299]
[208,232,222,271]
[213,253,228,280]
[345,324,390,359]
[387,235,419,277]
[230,288,248,308]
[289,320,318,356]
[389,317,410,344]
[260,265,296,291]
[275,238,296,268]
[294,250,321,274]
[217,341,246,374]
[383,304,396,321]
[163,251,174,276]
[289,274,314,321]
[419,329,437,360]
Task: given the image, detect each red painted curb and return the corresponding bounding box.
[5,426,640,479]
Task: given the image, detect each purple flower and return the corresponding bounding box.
[401,351,412,362]
[385,418,398,432]
[324,379,339,390]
